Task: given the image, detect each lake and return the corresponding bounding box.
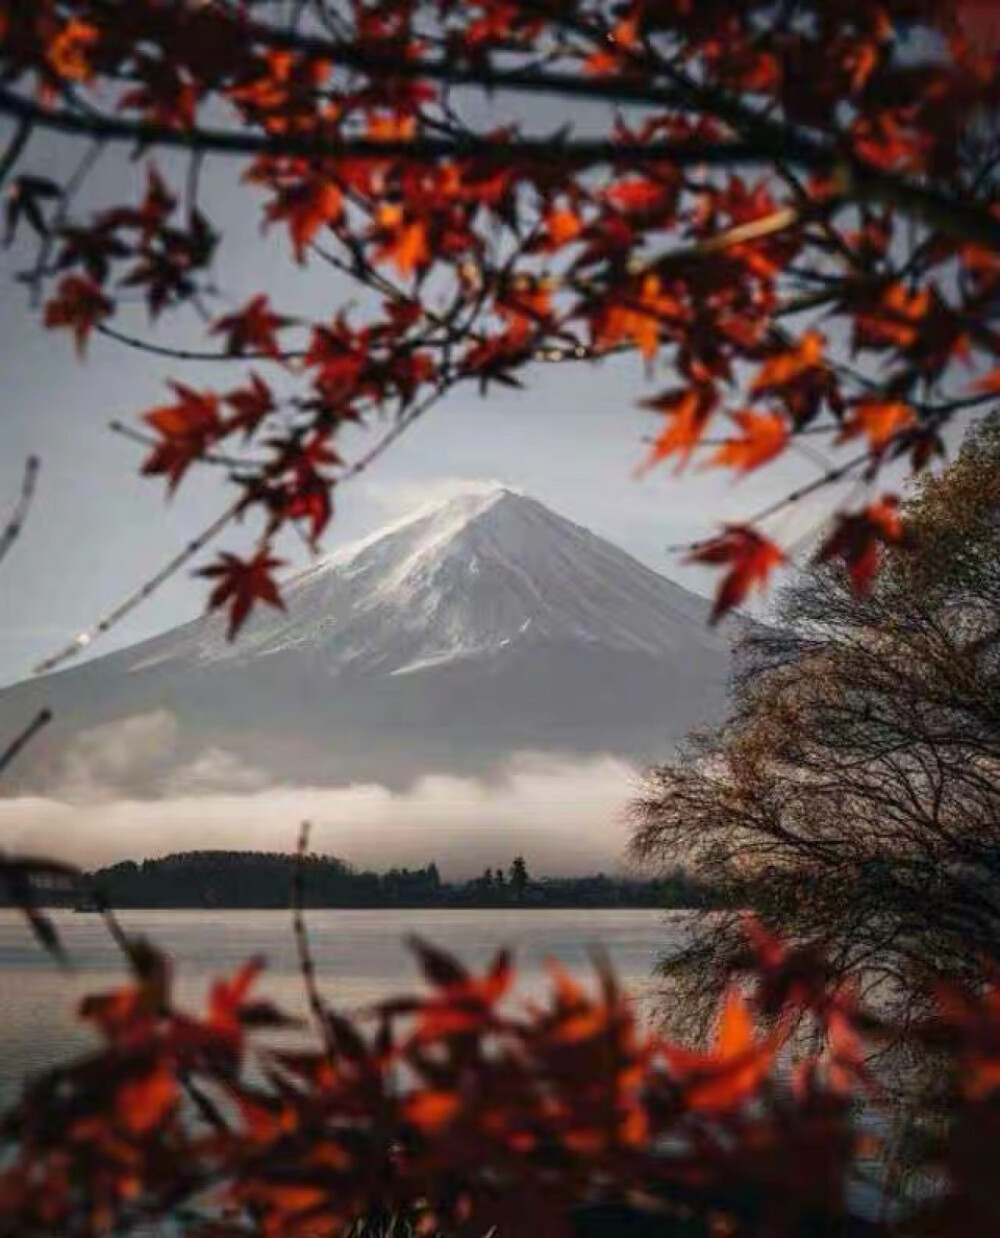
[0,907,689,1105]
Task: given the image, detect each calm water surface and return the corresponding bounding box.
[0,908,689,1104]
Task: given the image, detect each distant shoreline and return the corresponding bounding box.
[15,848,720,913]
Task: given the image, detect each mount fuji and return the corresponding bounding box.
[0,487,735,798]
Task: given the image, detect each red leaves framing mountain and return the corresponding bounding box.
[2,2,1000,651]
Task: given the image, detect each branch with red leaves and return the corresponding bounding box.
[2,915,1000,1234]
[3,0,1000,652]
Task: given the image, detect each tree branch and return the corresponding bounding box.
[2,85,998,250]
[0,114,31,192]
[0,456,39,571]
[33,497,248,675]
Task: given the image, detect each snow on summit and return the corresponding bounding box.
[152,485,728,675]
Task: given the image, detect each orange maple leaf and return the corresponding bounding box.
[853,283,930,352]
[46,19,99,82]
[543,205,584,248]
[585,13,640,75]
[972,366,1000,394]
[709,410,789,474]
[374,205,430,278]
[116,1062,178,1136]
[496,279,553,343]
[751,330,825,395]
[405,1090,461,1132]
[209,956,265,1034]
[366,113,418,141]
[598,275,680,363]
[838,401,916,451]
[662,990,776,1112]
[638,387,718,473]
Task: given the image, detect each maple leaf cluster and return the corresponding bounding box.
[0,1,998,643]
[2,917,1000,1234]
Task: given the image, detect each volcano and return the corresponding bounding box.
[0,487,734,796]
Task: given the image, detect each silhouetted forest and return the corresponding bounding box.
[17,850,718,911]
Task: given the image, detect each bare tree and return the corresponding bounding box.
[631,417,1000,1036]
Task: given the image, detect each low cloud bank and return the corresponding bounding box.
[35,710,273,802]
[0,752,640,878]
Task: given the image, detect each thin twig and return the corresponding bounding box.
[96,322,305,363]
[339,377,455,485]
[97,318,594,366]
[0,708,52,779]
[0,456,39,570]
[33,497,247,674]
[27,137,103,309]
[667,449,876,553]
[292,819,334,1055]
[108,419,250,470]
[0,114,32,191]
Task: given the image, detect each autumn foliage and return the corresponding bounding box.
[2,915,1000,1235]
[1,2,1000,652]
[5,3,1000,1232]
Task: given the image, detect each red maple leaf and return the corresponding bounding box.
[43,276,114,356]
[956,0,1000,52]
[815,496,906,593]
[211,295,294,357]
[277,430,340,542]
[208,956,265,1035]
[135,164,177,242]
[688,526,786,623]
[264,176,343,262]
[198,549,286,639]
[223,373,275,438]
[142,384,221,490]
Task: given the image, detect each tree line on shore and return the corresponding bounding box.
[16,849,718,911]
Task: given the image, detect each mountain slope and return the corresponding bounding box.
[0,487,734,795]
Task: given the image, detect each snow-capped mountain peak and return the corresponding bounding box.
[131,487,725,678]
[0,489,735,794]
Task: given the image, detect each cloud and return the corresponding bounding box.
[34,710,273,801]
[0,753,640,878]
[360,476,516,521]
[163,747,273,796]
[52,710,179,802]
